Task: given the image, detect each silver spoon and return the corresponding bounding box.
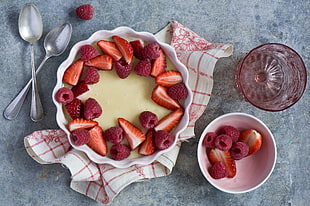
[17,3,43,122]
[3,23,72,120]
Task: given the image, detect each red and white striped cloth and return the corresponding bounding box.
[24,21,233,204]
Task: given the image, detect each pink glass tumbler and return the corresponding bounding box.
[235,43,307,111]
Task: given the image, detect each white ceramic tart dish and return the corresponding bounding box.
[53,27,192,168]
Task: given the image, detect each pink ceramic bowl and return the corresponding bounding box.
[197,112,277,193]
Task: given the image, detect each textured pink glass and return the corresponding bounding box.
[235,43,307,111]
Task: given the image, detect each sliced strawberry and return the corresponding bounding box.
[208,148,237,178]
[138,130,156,156]
[154,108,183,133]
[151,85,181,110]
[68,118,98,132]
[155,70,183,87]
[118,118,146,150]
[150,48,166,77]
[238,129,263,156]
[130,39,144,60]
[97,40,122,61]
[63,59,84,86]
[85,55,113,70]
[87,126,108,156]
[71,81,89,97]
[65,98,83,120]
[112,36,133,64]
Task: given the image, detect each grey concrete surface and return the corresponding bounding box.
[0,0,309,205]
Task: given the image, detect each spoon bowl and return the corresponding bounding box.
[18,3,43,43]
[3,23,72,120]
[44,23,72,58]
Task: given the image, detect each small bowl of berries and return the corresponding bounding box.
[197,112,277,193]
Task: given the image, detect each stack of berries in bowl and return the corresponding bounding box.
[54,34,189,162]
[203,125,262,179]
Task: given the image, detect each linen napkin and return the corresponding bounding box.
[24,21,233,204]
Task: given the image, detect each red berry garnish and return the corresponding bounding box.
[65,98,83,119]
[115,60,132,79]
[167,83,188,100]
[219,125,240,143]
[84,67,100,84]
[70,129,90,146]
[83,98,102,120]
[110,144,131,160]
[79,45,98,61]
[139,111,158,130]
[214,134,232,151]
[130,39,144,60]
[154,130,174,150]
[55,87,74,104]
[71,81,89,97]
[203,132,217,148]
[141,42,161,59]
[104,127,124,144]
[76,4,94,20]
[230,142,249,160]
[209,161,229,179]
[134,59,152,77]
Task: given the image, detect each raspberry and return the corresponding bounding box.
[115,60,132,79]
[209,161,229,179]
[110,144,131,160]
[230,142,249,160]
[203,132,217,148]
[214,134,232,151]
[71,81,89,97]
[167,83,188,100]
[134,59,151,77]
[79,45,98,61]
[219,125,240,143]
[55,87,74,104]
[139,111,158,130]
[84,98,102,120]
[84,67,99,84]
[70,129,90,146]
[65,98,83,119]
[130,40,144,60]
[104,127,124,144]
[154,130,174,150]
[141,42,161,60]
[76,4,94,20]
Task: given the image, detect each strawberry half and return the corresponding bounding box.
[68,118,98,132]
[208,148,237,178]
[130,39,144,60]
[63,59,84,86]
[154,108,183,133]
[151,85,181,110]
[138,130,156,156]
[112,36,133,64]
[85,55,113,70]
[238,129,263,156]
[155,70,183,87]
[97,40,122,61]
[151,48,166,77]
[65,98,83,120]
[71,81,89,97]
[118,118,146,150]
[88,126,107,156]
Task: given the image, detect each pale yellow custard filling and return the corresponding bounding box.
[80,68,171,131]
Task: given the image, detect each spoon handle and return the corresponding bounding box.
[30,43,43,122]
[3,55,49,120]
